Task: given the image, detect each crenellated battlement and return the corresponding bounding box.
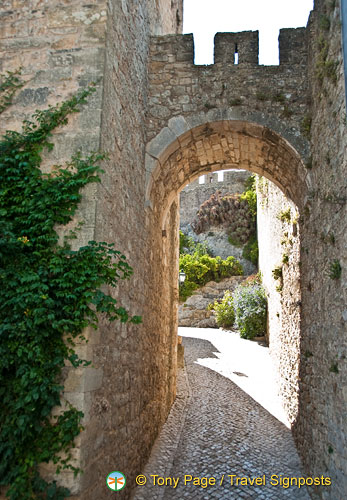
[147,29,309,151]
[214,31,259,64]
[279,27,308,64]
[149,27,307,66]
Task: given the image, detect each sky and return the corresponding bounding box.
[183,0,314,65]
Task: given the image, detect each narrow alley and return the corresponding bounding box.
[133,327,310,500]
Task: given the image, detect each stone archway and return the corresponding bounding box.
[145,115,310,226]
[144,116,307,431]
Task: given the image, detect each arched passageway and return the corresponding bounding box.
[144,117,307,434]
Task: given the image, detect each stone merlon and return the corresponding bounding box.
[149,27,307,66]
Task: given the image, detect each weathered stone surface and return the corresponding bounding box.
[257,179,301,424]
[0,2,181,500]
[1,0,346,499]
[180,169,252,227]
[293,2,347,499]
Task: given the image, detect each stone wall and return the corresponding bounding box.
[0,1,182,498]
[257,178,301,424]
[80,1,182,498]
[0,0,107,248]
[145,30,311,228]
[1,0,346,498]
[146,28,310,154]
[293,1,347,498]
[0,1,108,494]
[144,10,346,498]
[180,169,251,228]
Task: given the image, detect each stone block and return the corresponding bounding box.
[146,126,179,161]
[168,115,190,138]
[279,28,307,65]
[214,31,258,64]
[16,87,50,106]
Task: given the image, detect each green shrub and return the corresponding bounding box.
[240,174,257,219]
[256,91,267,101]
[233,283,267,339]
[179,252,243,300]
[209,290,235,328]
[179,280,199,301]
[180,253,210,285]
[273,92,286,103]
[315,36,338,85]
[179,230,195,253]
[0,69,24,114]
[228,233,243,247]
[319,14,330,31]
[301,115,312,138]
[277,207,291,223]
[230,97,242,106]
[272,265,283,281]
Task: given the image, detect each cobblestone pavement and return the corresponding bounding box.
[133,329,310,500]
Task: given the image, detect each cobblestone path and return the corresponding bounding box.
[133,331,310,500]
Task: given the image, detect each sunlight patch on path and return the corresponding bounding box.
[179,326,290,427]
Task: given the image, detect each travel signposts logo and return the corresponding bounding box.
[106,471,126,491]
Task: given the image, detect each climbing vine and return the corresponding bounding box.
[0,74,140,499]
[0,69,23,115]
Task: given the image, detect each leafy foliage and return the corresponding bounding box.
[0,77,140,499]
[328,259,341,279]
[240,174,257,219]
[315,35,338,85]
[179,251,243,301]
[233,281,267,339]
[277,207,291,223]
[242,234,258,266]
[190,175,258,267]
[179,230,210,256]
[0,69,24,115]
[179,230,195,254]
[272,266,283,281]
[208,290,235,328]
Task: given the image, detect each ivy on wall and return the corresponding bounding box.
[0,74,140,499]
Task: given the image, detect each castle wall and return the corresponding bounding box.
[82,1,182,498]
[146,28,310,161]
[257,179,301,425]
[144,30,311,480]
[0,0,107,249]
[0,1,108,494]
[1,0,346,498]
[293,1,347,498]
[0,1,182,498]
[145,9,346,497]
[180,169,252,228]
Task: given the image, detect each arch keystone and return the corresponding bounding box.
[146,127,179,163]
[167,115,189,138]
